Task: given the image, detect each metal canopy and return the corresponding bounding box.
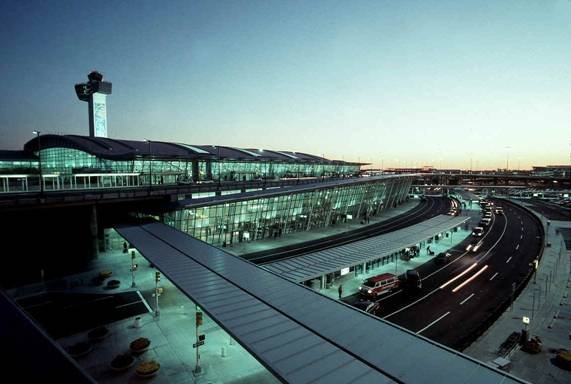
[116,222,525,384]
[117,224,394,384]
[263,215,469,283]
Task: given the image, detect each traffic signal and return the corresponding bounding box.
[196,311,203,326]
[155,271,161,282]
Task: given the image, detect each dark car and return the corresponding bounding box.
[353,300,380,314]
[435,252,452,265]
[399,269,422,291]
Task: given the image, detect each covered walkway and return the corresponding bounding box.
[263,215,469,284]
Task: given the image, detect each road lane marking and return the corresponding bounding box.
[506,257,512,264]
[440,263,479,289]
[417,311,451,334]
[452,265,489,293]
[489,272,499,281]
[516,244,519,250]
[475,212,509,263]
[460,293,475,305]
[115,301,142,309]
[137,290,154,313]
[384,289,440,319]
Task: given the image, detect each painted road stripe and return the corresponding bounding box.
[417,311,451,334]
[489,272,499,281]
[137,290,153,313]
[460,293,475,305]
[506,256,512,264]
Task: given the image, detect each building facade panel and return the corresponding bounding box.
[163,177,413,247]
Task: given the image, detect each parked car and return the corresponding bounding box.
[399,269,422,291]
[359,273,400,298]
[435,252,453,265]
[480,217,492,227]
[472,227,484,237]
[353,300,381,314]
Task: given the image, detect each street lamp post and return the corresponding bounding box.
[33,131,43,194]
[130,250,137,288]
[154,271,161,318]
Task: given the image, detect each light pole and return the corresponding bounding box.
[154,271,161,318]
[145,139,152,192]
[33,131,43,194]
[130,250,137,288]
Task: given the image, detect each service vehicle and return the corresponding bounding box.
[359,273,400,298]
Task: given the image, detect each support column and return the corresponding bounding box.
[90,205,99,257]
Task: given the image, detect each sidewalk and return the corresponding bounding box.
[464,201,571,384]
[228,199,421,256]
[13,239,279,384]
[318,203,481,301]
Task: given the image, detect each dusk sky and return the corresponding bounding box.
[1,0,569,169]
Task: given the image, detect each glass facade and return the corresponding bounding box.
[164,177,412,247]
[1,145,361,193]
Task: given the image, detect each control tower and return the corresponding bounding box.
[74,71,112,138]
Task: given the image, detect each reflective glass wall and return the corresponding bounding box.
[164,177,412,247]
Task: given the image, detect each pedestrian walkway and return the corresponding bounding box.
[227,199,421,256]
[317,203,482,301]
[465,200,571,384]
[319,224,473,301]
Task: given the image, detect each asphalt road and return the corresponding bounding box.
[250,196,452,264]
[346,198,543,350]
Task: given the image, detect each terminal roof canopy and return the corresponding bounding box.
[264,215,469,283]
[117,222,525,384]
[21,134,363,165]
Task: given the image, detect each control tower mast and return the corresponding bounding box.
[74,71,112,137]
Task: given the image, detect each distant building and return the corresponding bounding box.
[532,165,571,178]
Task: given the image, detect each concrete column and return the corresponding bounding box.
[90,204,99,257]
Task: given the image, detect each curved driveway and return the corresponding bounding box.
[367,199,543,350]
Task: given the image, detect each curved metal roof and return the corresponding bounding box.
[22,134,361,165]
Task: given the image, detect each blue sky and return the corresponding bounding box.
[1,0,569,169]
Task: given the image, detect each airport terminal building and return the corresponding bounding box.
[1,134,361,192]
